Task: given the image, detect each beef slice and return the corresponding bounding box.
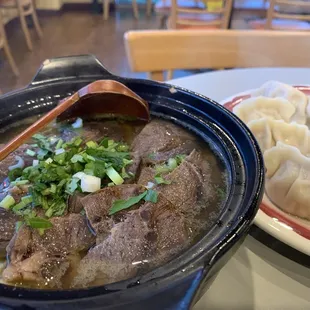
[0,209,20,257]
[3,213,94,288]
[131,119,197,161]
[72,194,190,288]
[81,184,142,237]
[156,150,207,213]
[72,208,154,288]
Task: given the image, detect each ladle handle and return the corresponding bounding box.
[0,79,149,161]
[31,55,114,86]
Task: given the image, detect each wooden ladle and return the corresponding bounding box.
[0,80,150,161]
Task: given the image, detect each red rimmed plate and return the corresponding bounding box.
[221,86,310,255]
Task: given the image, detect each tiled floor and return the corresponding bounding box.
[0,7,261,94]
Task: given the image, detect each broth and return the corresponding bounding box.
[0,117,227,289]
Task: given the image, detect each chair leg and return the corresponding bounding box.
[103,0,110,20]
[3,41,19,77]
[166,70,173,80]
[19,13,33,51]
[132,0,139,19]
[31,2,43,38]
[146,0,152,17]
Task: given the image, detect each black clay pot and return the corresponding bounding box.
[0,55,264,310]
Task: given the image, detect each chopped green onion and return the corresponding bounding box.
[80,175,101,193]
[26,149,36,157]
[167,158,177,170]
[45,208,53,218]
[73,137,83,146]
[21,195,33,205]
[108,182,115,187]
[49,136,58,145]
[32,134,52,151]
[15,221,23,232]
[54,152,66,165]
[38,228,45,236]
[26,217,53,229]
[37,148,49,160]
[109,191,147,215]
[50,184,57,194]
[121,167,130,179]
[13,202,27,212]
[175,154,186,164]
[0,195,15,209]
[55,139,63,150]
[106,166,124,185]
[66,178,80,194]
[45,158,53,164]
[55,148,65,155]
[116,144,129,152]
[145,189,158,203]
[86,141,98,149]
[42,188,51,196]
[71,154,84,163]
[11,179,29,186]
[99,137,109,148]
[86,155,96,162]
[123,158,133,167]
[8,168,23,181]
[73,172,86,179]
[154,176,171,185]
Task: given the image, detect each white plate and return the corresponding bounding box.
[220,87,310,256]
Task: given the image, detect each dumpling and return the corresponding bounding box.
[251,80,308,124]
[247,118,310,155]
[233,96,296,124]
[264,142,310,220]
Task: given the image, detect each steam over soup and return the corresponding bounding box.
[0,118,227,289]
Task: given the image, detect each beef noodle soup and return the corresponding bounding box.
[0,117,227,289]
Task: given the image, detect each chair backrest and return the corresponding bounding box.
[169,0,233,29]
[124,29,310,81]
[265,0,310,29]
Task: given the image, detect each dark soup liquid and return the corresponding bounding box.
[0,117,227,289]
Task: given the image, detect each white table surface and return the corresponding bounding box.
[169,68,310,310]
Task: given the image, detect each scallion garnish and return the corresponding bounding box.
[26,216,53,229]
[11,179,29,186]
[109,191,147,215]
[0,195,15,209]
[108,189,158,215]
[55,139,63,150]
[106,166,124,185]
[6,130,133,225]
[155,154,186,175]
[45,158,53,164]
[86,141,98,149]
[154,176,171,185]
[26,149,36,157]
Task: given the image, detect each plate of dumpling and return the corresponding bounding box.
[222,81,310,255]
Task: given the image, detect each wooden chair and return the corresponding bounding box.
[103,0,152,20]
[248,0,310,30]
[0,10,18,76]
[155,0,206,28]
[167,0,233,29]
[124,29,310,81]
[0,0,43,51]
